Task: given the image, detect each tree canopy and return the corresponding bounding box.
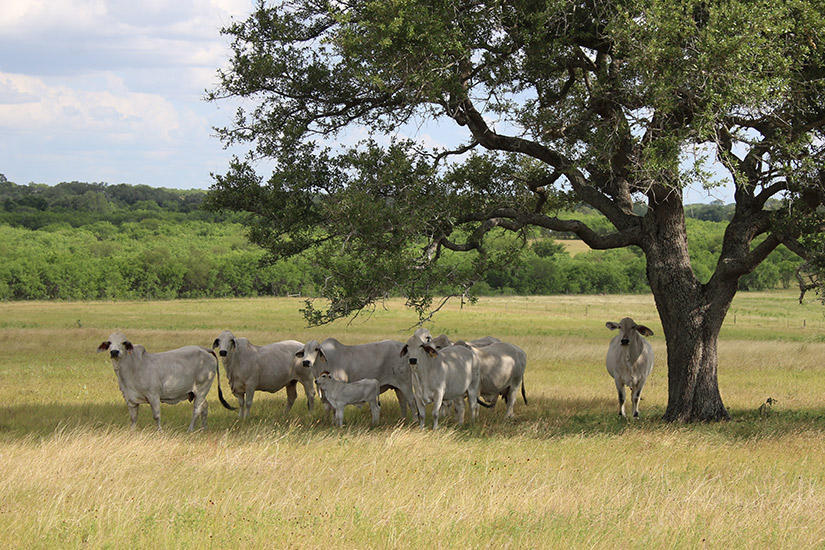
[207,0,825,421]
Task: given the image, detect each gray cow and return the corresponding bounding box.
[212,330,314,418]
[97,332,235,431]
[401,332,480,429]
[605,318,655,418]
[455,340,527,417]
[314,371,381,427]
[296,338,417,419]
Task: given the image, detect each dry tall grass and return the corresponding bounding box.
[1,291,824,548]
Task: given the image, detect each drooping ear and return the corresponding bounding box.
[318,349,327,363]
[212,338,220,349]
[637,325,654,337]
[97,341,110,353]
[400,345,408,357]
[124,341,134,353]
[606,322,619,331]
[295,349,305,358]
[423,345,438,358]
[231,338,236,349]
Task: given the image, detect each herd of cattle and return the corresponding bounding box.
[96,317,655,431]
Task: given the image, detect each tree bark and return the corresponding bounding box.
[643,193,733,422]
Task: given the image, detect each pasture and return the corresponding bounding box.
[1,291,824,548]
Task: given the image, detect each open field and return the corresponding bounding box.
[1,290,825,548]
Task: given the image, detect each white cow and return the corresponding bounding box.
[605,317,655,418]
[400,333,480,429]
[212,330,314,418]
[314,372,380,427]
[455,341,527,417]
[295,338,416,419]
[97,332,235,431]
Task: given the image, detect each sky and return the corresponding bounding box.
[0,0,733,203]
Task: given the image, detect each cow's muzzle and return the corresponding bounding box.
[620,338,629,346]
[303,360,312,368]
[110,350,120,358]
[409,358,418,365]
[219,350,228,357]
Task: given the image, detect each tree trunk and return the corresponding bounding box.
[643,194,733,422]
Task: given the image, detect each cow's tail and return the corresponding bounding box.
[210,350,236,411]
[521,380,528,405]
[477,397,494,408]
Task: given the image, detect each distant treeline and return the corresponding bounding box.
[0,175,799,301]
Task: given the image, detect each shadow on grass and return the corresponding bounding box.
[1,394,824,442]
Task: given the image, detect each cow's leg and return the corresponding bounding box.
[301,379,315,411]
[394,388,407,418]
[369,397,380,425]
[334,406,344,427]
[453,398,466,425]
[431,393,444,430]
[199,400,209,429]
[127,402,139,430]
[148,396,162,431]
[234,392,245,418]
[504,385,516,418]
[631,380,647,418]
[615,381,627,417]
[415,398,426,429]
[284,381,298,414]
[189,394,208,432]
[243,390,255,419]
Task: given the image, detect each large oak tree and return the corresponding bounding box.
[206,0,825,421]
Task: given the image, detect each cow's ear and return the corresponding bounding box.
[637,325,654,337]
[212,338,220,349]
[230,338,236,349]
[295,349,305,358]
[318,349,327,363]
[423,345,438,358]
[400,345,408,357]
[606,322,619,331]
[124,341,134,353]
[97,341,110,353]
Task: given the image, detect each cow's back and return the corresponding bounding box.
[323,338,404,382]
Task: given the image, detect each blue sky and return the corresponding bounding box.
[0,0,733,203]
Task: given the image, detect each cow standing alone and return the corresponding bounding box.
[98,332,235,431]
[605,318,654,418]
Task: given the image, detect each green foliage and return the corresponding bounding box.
[0,177,804,301]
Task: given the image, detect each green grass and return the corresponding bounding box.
[1,290,825,548]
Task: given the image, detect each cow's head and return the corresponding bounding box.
[296,340,326,369]
[212,330,236,357]
[606,317,653,346]
[98,332,133,360]
[401,334,438,370]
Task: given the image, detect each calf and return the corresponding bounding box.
[212,330,314,418]
[400,333,480,429]
[314,372,380,427]
[605,318,655,418]
[97,332,235,431]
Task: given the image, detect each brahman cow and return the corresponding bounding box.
[605,317,654,418]
[455,340,527,417]
[314,372,381,427]
[295,338,416,419]
[212,330,314,418]
[400,333,480,429]
[97,332,235,431]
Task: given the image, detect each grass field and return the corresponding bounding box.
[1,291,825,548]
